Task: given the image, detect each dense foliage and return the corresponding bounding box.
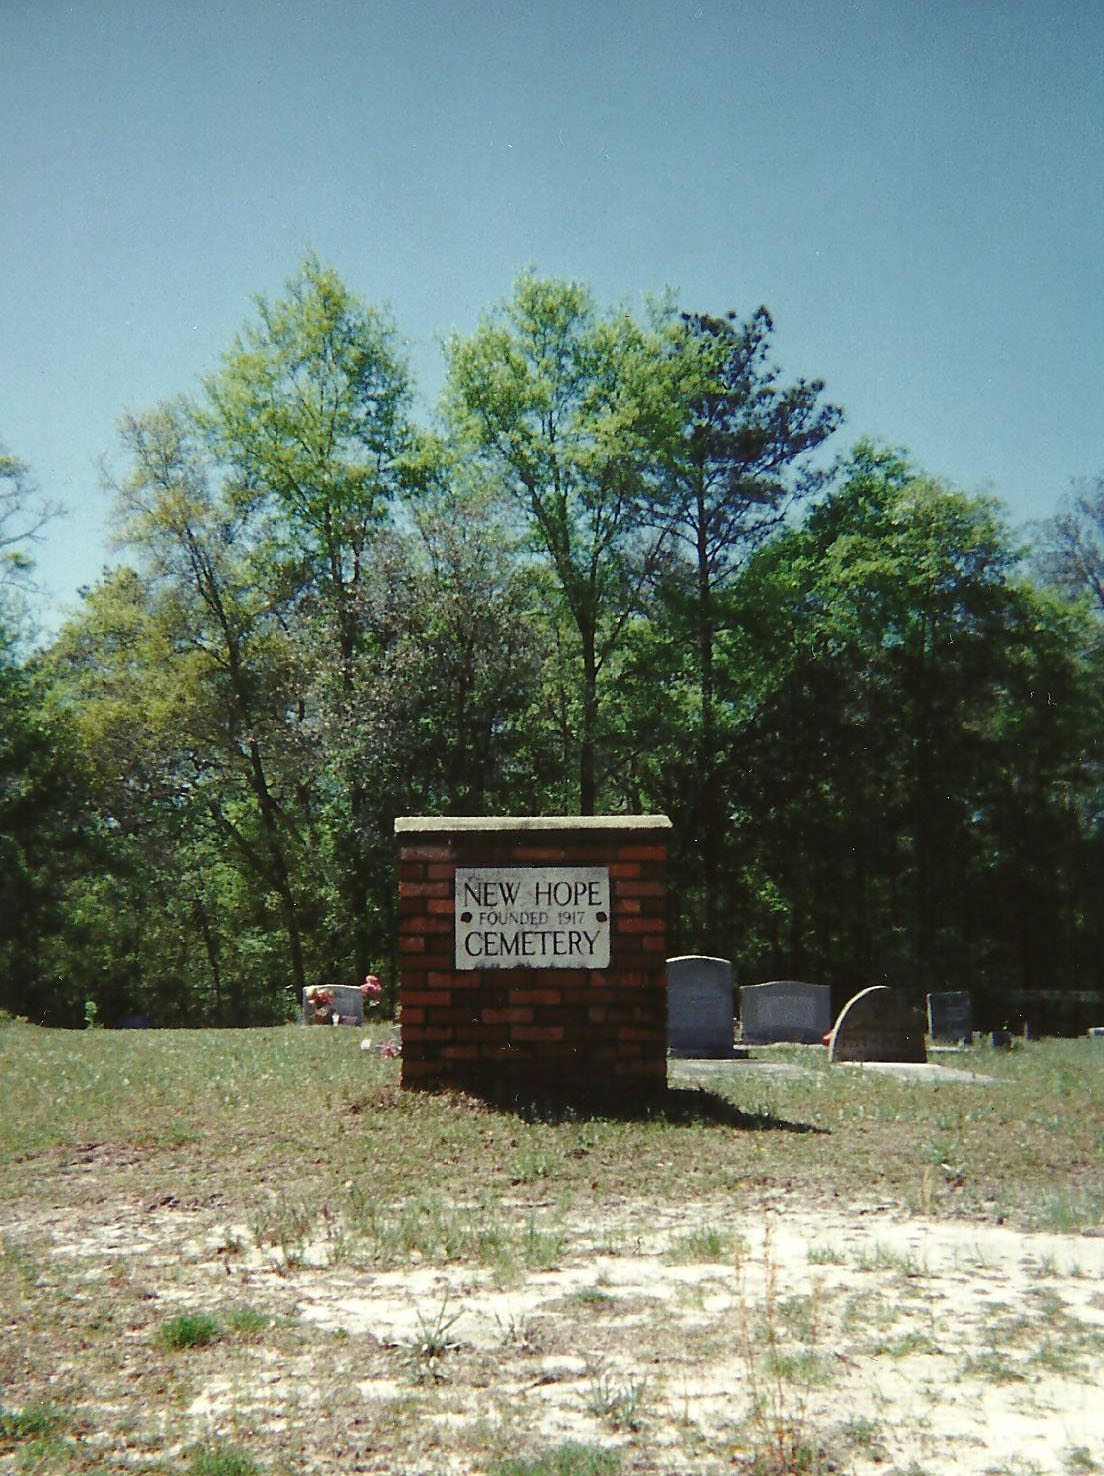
[2,262,1101,1028]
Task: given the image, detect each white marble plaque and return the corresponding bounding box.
[455,867,610,970]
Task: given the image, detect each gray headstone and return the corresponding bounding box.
[740,980,832,1044]
[828,986,927,1064]
[302,984,365,1026]
[926,990,973,1044]
[667,956,734,1058]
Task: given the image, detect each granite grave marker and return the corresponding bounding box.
[667,955,734,1058]
[926,990,973,1044]
[740,980,832,1045]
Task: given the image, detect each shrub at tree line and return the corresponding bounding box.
[2,260,1102,1030]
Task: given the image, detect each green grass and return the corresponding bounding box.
[1,1024,1102,1475]
[2,1026,1101,1231]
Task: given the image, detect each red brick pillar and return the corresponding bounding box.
[395,816,671,1110]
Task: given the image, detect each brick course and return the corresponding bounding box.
[395,816,670,1109]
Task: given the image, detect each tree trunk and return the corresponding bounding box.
[580,622,598,815]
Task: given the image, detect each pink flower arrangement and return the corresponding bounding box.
[361,974,382,1001]
[305,986,335,1024]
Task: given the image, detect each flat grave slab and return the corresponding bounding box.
[835,1061,999,1084]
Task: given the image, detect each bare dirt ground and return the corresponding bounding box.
[4,1181,1103,1474]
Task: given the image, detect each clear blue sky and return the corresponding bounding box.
[4,0,1103,630]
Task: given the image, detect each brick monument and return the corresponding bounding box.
[395,815,671,1109]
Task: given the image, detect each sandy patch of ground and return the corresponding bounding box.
[4,1190,1103,1474]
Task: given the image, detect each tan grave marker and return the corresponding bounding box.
[827,985,927,1063]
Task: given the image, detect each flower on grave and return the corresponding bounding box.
[360,974,382,1002]
[305,985,335,1024]
[380,1040,400,1059]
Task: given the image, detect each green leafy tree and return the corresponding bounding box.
[0,446,85,1023]
[49,562,300,1024]
[444,273,692,812]
[0,624,89,1023]
[713,443,1099,1011]
[202,257,412,972]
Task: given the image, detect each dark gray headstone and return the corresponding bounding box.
[302,985,365,1026]
[828,986,927,1064]
[740,980,832,1044]
[926,990,973,1044]
[667,956,734,1058]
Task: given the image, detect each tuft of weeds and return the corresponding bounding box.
[853,1241,929,1278]
[405,1295,463,1383]
[186,1443,263,1476]
[523,1216,566,1269]
[666,1223,742,1263]
[806,1242,846,1265]
[0,1233,40,1290]
[869,1329,941,1358]
[0,1401,73,1471]
[1029,1336,1090,1379]
[837,1415,889,1461]
[583,1365,648,1432]
[224,1306,274,1340]
[495,1310,539,1350]
[960,1348,1028,1384]
[248,1197,318,1269]
[765,1347,836,1386]
[1033,1179,1104,1232]
[0,1401,64,1442]
[511,1149,561,1183]
[570,1285,615,1307]
[491,1444,621,1476]
[735,1230,839,1476]
[1065,1448,1102,1475]
[156,1311,221,1350]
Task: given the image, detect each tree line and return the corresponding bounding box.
[2,259,1103,1030]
